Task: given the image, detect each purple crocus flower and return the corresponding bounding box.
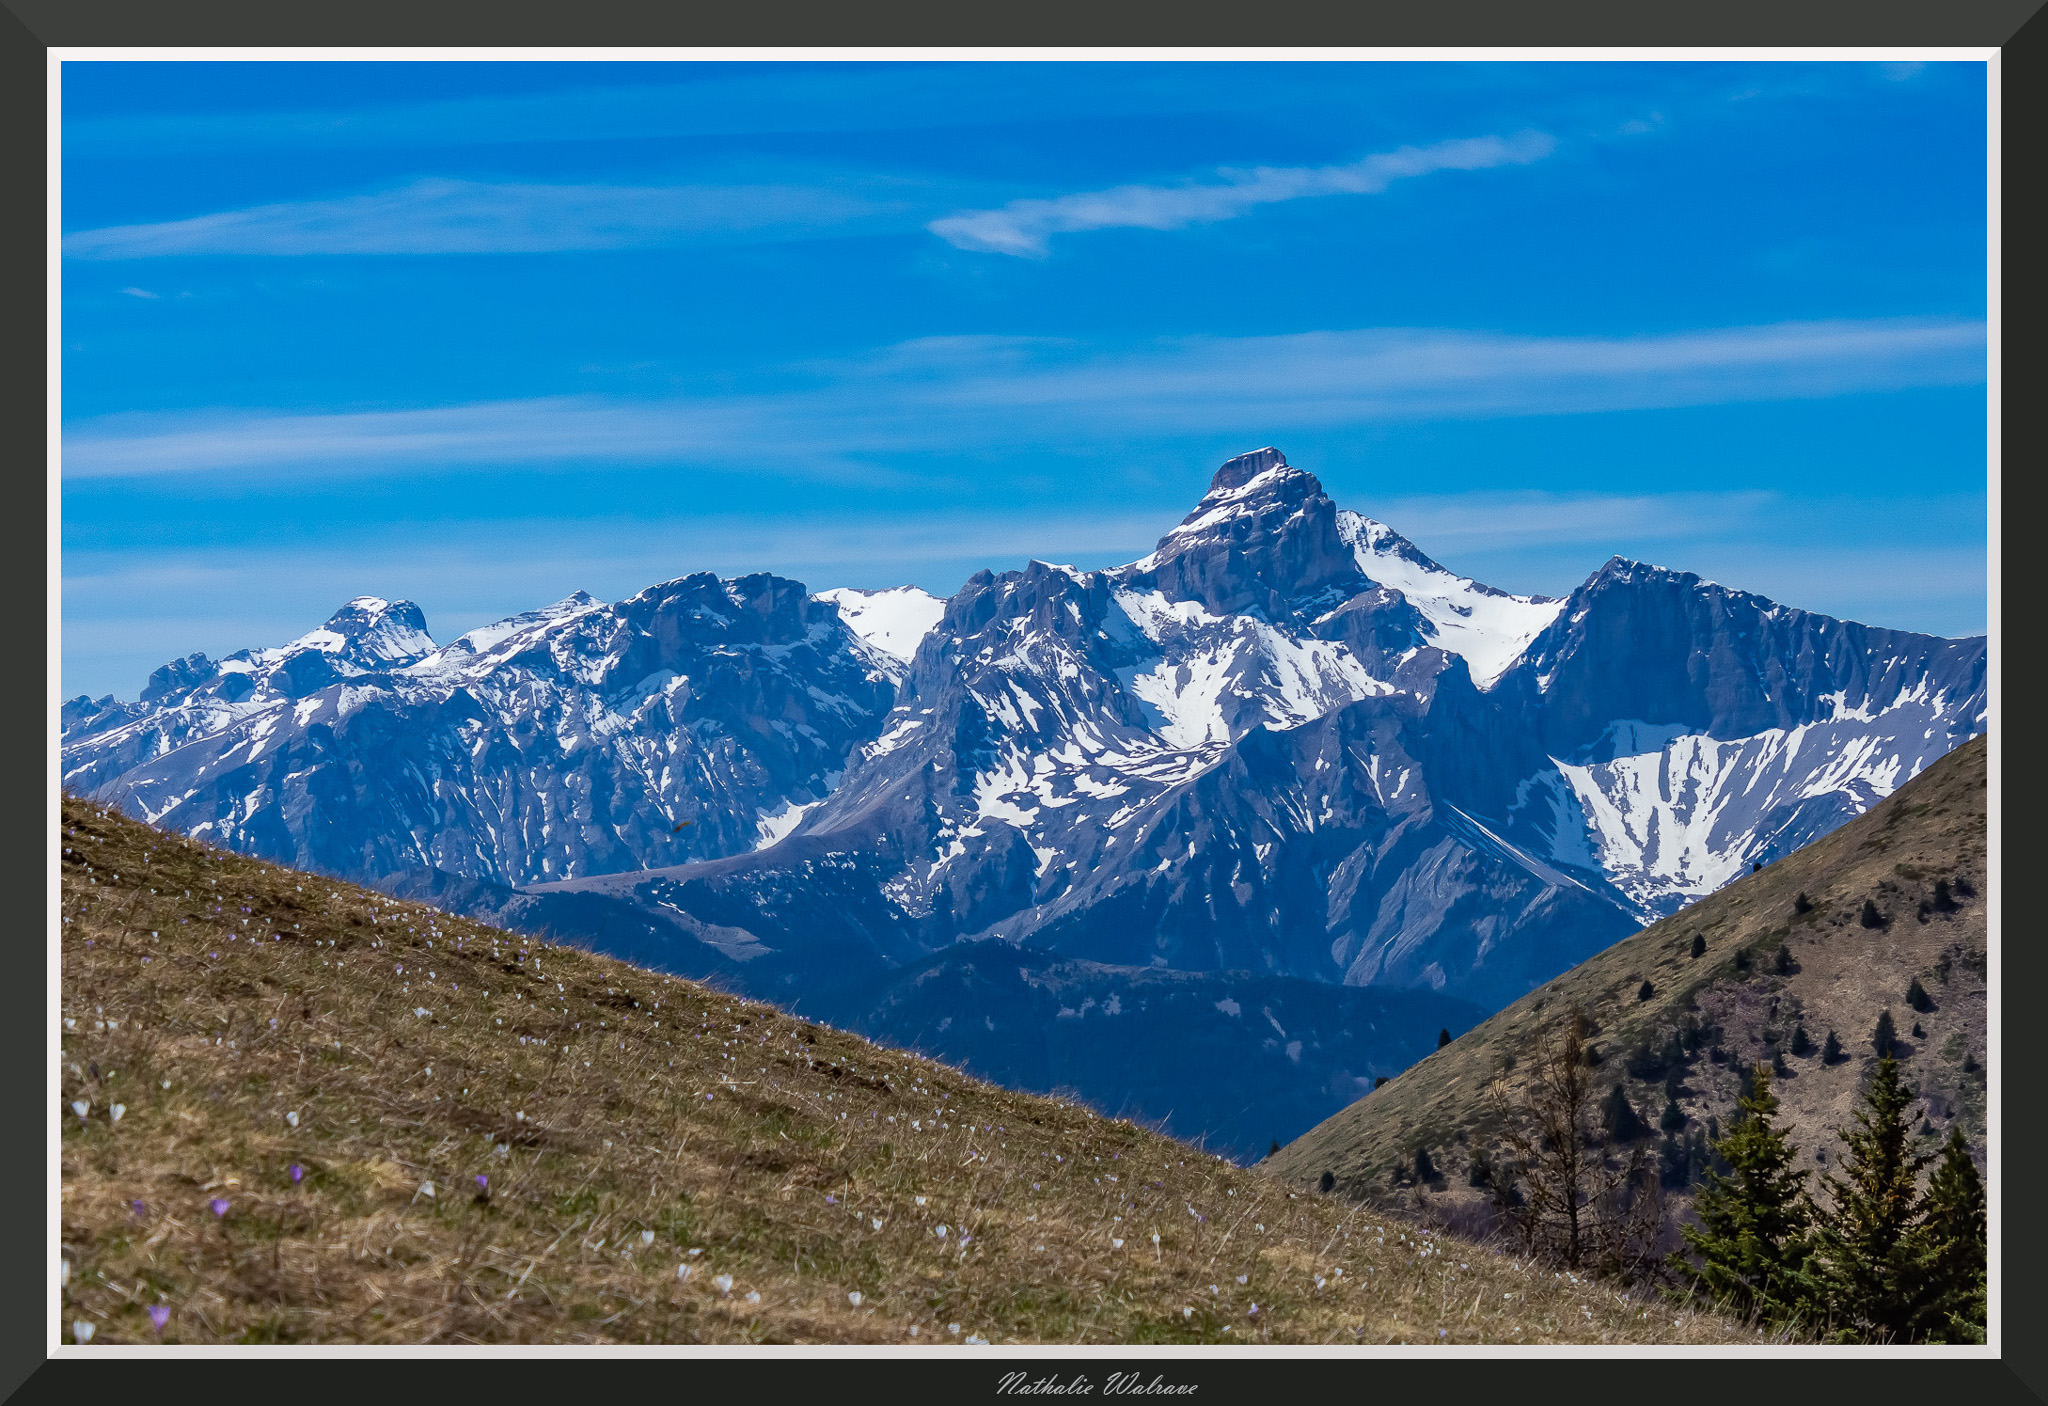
[129,1200,146,1219]
[209,1198,229,1217]
[289,1164,304,1184]
[148,1306,169,1332]
[475,1174,488,1190]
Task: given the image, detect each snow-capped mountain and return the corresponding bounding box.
[62,574,900,885]
[519,448,1984,1010]
[61,447,1985,1152]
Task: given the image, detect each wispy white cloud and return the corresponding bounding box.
[60,316,1985,482]
[927,132,1557,256]
[63,177,913,259]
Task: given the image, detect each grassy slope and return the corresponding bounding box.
[56,794,1762,1346]
[1270,735,1988,1212]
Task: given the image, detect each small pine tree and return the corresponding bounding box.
[1660,1095,1687,1134]
[1813,1056,1936,1341]
[1268,1139,1281,1159]
[1468,1149,1493,1188]
[1414,1146,1438,1182]
[1791,1023,1815,1057]
[1822,1030,1844,1064]
[1691,933,1707,959]
[1373,1075,1390,1089]
[1438,1028,1452,1049]
[1774,945,1795,975]
[1931,878,1956,912]
[1871,1009,1898,1059]
[1910,1021,1924,1040]
[1772,1046,1790,1077]
[1906,978,1933,1013]
[1602,1084,1648,1142]
[1637,980,1655,1001]
[1914,1128,1987,1343]
[1860,898,1884,929]
[1793,891,1814,915]
[1319,1170,1336,1194]
[1674,1064,1822,1328]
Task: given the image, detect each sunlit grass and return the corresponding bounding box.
[58,795,1760,1346]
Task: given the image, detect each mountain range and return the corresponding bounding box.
[61,448,1986,1156]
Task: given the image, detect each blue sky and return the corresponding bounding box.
[60,59,1989,701]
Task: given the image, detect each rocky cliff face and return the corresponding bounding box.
[63,448,1985,1154]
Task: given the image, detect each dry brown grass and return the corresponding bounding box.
[57,794,1763,1346]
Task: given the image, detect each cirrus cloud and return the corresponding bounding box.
[927,131,1557,256]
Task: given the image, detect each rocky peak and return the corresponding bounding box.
[319,597,437,666]
[1207,445,1292,492]
[1124,447,1368,623]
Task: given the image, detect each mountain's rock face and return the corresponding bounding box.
[62,578,899,886]
[63,448,1986,1153]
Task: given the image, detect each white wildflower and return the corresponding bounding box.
[848,1292,863,1306]
[72,1321,94,1344]
[713,1275,733,1295]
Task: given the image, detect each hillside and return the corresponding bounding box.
[55,794,1764,1346]
[1270,734,1988,1225]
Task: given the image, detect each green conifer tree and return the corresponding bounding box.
[1871,1009,1898,1059]
[1913,1128,1987,1343]
[1691,933,1707,959]
[1822,1029,1844,1064]
[1813,1056,1936,1341]
[1673,1064,1821,1327]
[1602,1084,1647,1142]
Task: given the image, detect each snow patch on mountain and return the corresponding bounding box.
[755,797,822,849]
[816,587,947,666]
[1336,511,1563,689]
[1549,701,1959,919]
